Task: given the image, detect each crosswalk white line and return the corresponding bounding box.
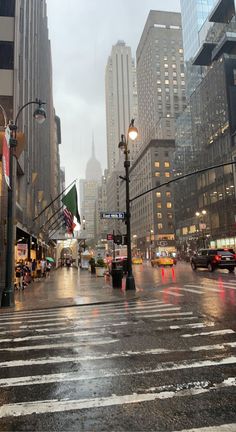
[175,423,236,432]
[0,305,180,325]
[0,346,235,369]
[0,321,138,336]
[0,377,235,418]
[163,322,215,331]
[160,289,184,297]
[0,329,120,343]
[185,284,220,293]
[0,310,194,329]
[179,287,204,295]
[0,338,119,352]
[0,300,166,319]
[182,329,235,338]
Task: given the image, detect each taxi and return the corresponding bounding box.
[132,256,143,265]
[151,255,174,267]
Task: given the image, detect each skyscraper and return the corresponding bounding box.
[136,10,186,149]
[105,41,138,173]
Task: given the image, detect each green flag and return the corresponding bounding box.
[62,185,81,224]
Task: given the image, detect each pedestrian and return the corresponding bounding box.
[15,261,24,290]
[31,259,37,281]
[46,261,51,277]
[36,260,42,280]
[40,258,46,278]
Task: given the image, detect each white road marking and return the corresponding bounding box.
[0,345,235,369]
[141,312,193,318]
[185,284,219,293]
[160,289,184,297]
[0,338,119,352]
[0,377,235,418]
[162,322,215,331]
[0,329,121,343]
[182,329,235,338]
[175,423,236,432]
[0,305,180,325]
[178,287,204,295]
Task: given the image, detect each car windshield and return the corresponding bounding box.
[217,250,234,256]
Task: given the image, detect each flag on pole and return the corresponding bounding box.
[62,185,81,224]
[63,208,76,234]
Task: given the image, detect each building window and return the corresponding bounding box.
[0,0,15,16]
[165,71,169,77]
[167,202,172,208]
[164,56,168,60]
[233,69,236,85]
[157,202,162,209]
[157,79,161,84]
[156,192,161,198]
[179,48,183,53]
[155,161,160,167]
[173,80,177,85]
[172,64,176,69]
[165,80,169,84]
[173,72,177,77]
[0,42,14,69]
[165,172,170,178]
[157,213,162,219]
[157,88,162,93]
[155,172,160,177]
[158,223,163,230]
[164,162,170,168]
[165,151,169,157]
[166,191,171,198]
[164,63,168,68]
[167,212,173,219]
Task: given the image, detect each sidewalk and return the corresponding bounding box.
[1,267,143,312]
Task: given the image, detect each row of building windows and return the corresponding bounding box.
[155,172,171,178]
[155,161,170,168]
[156,191,171,198]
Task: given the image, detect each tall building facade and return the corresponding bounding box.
[105,41,139,173]
[0,0,61,301]
[136,10,186,149]
[130,10,186,255]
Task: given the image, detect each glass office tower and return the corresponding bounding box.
[180,0,218,61]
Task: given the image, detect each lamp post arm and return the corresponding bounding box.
[0,104,8,127]
[14,99,45,126]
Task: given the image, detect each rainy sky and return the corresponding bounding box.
[46,0,180,187]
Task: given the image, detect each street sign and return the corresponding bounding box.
[107,233,114,241]
[100,211,126,220]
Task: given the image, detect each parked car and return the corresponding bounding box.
[191,249,236,272]
[151,256,174,267]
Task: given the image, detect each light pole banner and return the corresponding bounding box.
[2,126,10,188]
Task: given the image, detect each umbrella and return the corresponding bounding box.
[46,257,55,263]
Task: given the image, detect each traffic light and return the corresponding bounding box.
[114,235,122,245]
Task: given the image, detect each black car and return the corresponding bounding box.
[191,249,236,273]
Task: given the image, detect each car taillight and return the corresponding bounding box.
[214,255,221,262]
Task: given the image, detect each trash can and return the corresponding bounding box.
[112,267,123,288]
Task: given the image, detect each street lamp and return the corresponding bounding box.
[118,119,138,291]
[1,99,46,307]
[195,210,207,249]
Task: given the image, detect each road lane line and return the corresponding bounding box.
[178,288,204,295]
[182,329,235,338]
[160,290,184,297]
[0,378,235,418]
[185,284,219,293]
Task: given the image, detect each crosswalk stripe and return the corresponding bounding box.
[185,284,220,293]
[175,424,236,432]
[160,289,184,297]
[0,305,179,325]
[0,347,235,369]
[178,288,204,295]
[0,377,235,418]
[0,311,194,329]
[0,329,120,343]
[0,338,119,352]
[182,329,235,338]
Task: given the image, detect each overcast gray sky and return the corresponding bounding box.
[46,0,180,187]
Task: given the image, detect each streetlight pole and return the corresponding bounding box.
[195,210,207,249]
[1,99,46,307]
[118,119,138,291]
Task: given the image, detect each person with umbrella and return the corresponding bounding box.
[46,257,54,277]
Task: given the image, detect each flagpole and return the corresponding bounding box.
[39,204,64,231]
[45,213,65,233]
[33,179,77,222]
[49,222,65,239]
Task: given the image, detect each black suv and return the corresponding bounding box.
[191,249,236,273]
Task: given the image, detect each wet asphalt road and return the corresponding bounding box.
[0,263,235,431]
